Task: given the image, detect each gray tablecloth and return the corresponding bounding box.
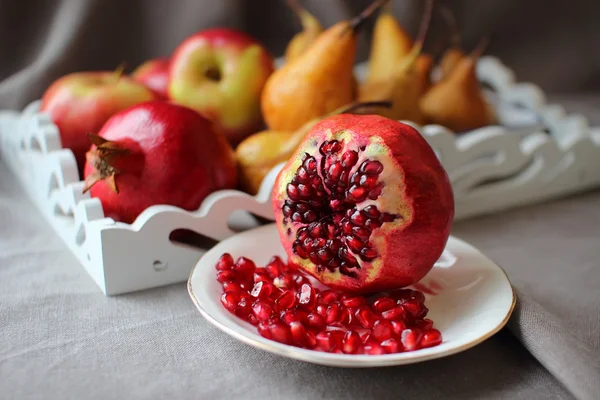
[1,134,600,399]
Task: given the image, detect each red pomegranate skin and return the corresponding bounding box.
[132,58,170,98]
[84,101,237,223]
[41,72,158,174]
[272,114,454,293]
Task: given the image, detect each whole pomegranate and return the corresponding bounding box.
[83,101,238,224]
[271,114,454,293]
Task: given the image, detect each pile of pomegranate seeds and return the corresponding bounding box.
[216,253,442,354]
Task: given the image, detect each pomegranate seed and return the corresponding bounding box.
[372,297,396,313]
[381,306,407,321]
[364,342,385,355]
[420,329,442,348]
[391,320,407,336]
[257,321,272,339]
[293,274,310,288]
[280,310,301,325]
[305,330,317,349]
[216,270,236,283]
[381,338,401,353]
[400,328,422,351]
[289,321,308,347]
[250,281,276,300]
[360,160,383,175]
[318,290,339,305]
[342,331,362,354]
[275,290,297,311]
[269,322,292,345]
[342,296,364,309]
[273,275,295,289]
[235,297,252,319]
[252,301,274,321]
[416,319,434,331]
[266,262,282,278]
[234,257,256,277]
[298,284,316,309]
[390,289,413,302]
[215,253,234,271]
[411,290,426,303]
[253,268,270,283]
[372,320,394,341]
[247,314,259,326]
[220,292,239,312]
[316,304,328,318]
[316,331,334,352]
[222,281,244,293]
[341,150,358,168]
[325,303,341,324]
[403,299,427,320]
[354,307,375,329]
[305,313,326,330]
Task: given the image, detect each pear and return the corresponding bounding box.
[358,0,433,124]
[419,39,495,132]
[284,0,323,62]
[261,0,388,132]
[364,6,413,86]
[237,101,391,194]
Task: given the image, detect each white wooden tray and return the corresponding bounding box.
[1,56,599,295]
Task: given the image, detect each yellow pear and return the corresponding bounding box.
[261,0,387,132]
[364,7,412,86]
[420,40,495,132]
[284,0,323,62]
[439,47,465,80]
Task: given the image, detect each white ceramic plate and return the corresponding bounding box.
[188,224,515,367]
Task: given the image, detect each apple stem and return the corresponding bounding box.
[349,0,391,32]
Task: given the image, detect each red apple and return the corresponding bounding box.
[169,28,275,146]
[132,58,170,98]
[40,71,158,173]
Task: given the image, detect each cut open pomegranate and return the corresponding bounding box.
[272,114,454,293]
[215,253,442,355]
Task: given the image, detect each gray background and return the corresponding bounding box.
[1,0,599,399]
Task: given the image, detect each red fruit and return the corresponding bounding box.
[298,283,317,309]
[364,342,385,355]
[247,314,259,326]
[131,58,170,99]
[305,331,318,349]
[305,313,326,330]
[220,292,239,312]
[216,270,236,284]
[416,319,434,331]
[252,301,274,321]
[325,303,342,325]
[289,321,308,347]
[169,28,275,146]
[342,296,365,309]
[280,310,305,325]
[372,297,396,313]
[253,268,270,283]
[235,297,252,319]
[400,328,423,351]
[266,257,285,278]
[275,290,297,311]
[381,307,407,321]
[257,321,272,339]
[250,281,276,300]
[234,257,256,279]
[83,102,238,223]
[318,290,339,305]
[40,71,158,174]
[268,322,292,344]
[355,307,377,328]
[316,304,328,318]
[222,281,244,293]
[372,320,394,342]
[215,253,234,271]
[391,320,407,336]
[272,115,454,292]
[342,331,362,354]
[403,299,428,320]
[380,338,401,353]
[316,331,334,352]
[421,329,443,348]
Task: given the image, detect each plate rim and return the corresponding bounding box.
[187,224,516,367]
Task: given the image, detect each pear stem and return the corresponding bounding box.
[470,36,490,60]
[337,101,393,115]
[111,63,126,84]
[438,5,461,47]
[349,0,391,32]
[415,0,434,50]
[287,0,304,19]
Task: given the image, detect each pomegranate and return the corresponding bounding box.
[83,101,237,223]
[215,253,443,354]
[271,114,454,293]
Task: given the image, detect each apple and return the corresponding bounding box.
[169,28,275,146]
[132,57,170,98]
[40,71,158,174]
